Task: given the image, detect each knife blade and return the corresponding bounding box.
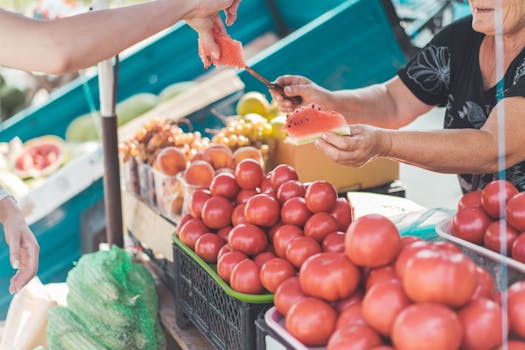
[244,66,303,105]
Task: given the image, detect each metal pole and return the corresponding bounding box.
[93,0,123,247]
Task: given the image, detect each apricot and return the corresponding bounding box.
[184,160,215,188]
[203,144,234,170]
[233,146,264,167]
[154,146,187,176]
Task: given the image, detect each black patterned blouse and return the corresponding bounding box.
[398,16,525,193]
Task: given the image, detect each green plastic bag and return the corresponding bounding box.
[47,246,166,350]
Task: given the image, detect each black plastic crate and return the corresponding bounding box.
[172,243,272,350]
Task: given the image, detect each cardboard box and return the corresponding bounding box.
[275,140,399,193]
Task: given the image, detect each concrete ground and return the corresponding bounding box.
[398,107,463,210]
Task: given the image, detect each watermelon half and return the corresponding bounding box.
[284,105,350,145]
[198,25,246,69]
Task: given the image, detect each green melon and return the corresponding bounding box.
[116,93,159,126]
[159,81,196,102]
[65,113,101,142]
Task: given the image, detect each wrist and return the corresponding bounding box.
[377,129,393,158]
[0,197,18,224]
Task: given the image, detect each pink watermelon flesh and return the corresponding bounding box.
[198,25,246,69]
[284,104,350,145]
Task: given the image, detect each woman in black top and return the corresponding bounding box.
[272,2,525,193]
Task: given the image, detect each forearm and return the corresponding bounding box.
[329,84,402,128]
[384,128,503,174]
[0,0,193,74]
[0,195,18,224]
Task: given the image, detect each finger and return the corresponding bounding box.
[8,234,20,270]
[283,84,312,98]
[274,75,310,87]
[10,234,39,294]
[315,137,354,164]
[321,132,355,151]
[225,0,241,26]
[200,31,221,61]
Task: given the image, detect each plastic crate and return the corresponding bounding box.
[172,241,273,350]
[256,314,295,350]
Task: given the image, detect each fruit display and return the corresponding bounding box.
[450,179,525,264]
[284,104,350,145]
[176,161,354,297]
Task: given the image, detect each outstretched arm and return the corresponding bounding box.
[0,0,236,74]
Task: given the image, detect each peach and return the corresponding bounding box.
[154,147,187,176]
[203,144,234,170]
[184,160,215,188]
[233,146,263,167]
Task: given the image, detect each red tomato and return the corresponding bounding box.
[259,258,296,293]
[508,192,525,231]
[403,249,477,308]
[228,223,267,256]
[253,251,276,268]
[188,189,211,219]
[362,279,411,336]
[179,214,192,231]
[370,347,395,350]
[209,173,240,199]
[345,214,400,268]
[395,241,459,278]
[217,251,247,283]
[259,173,273,193]
[217,245,232,260]
[271,164,298,191]
[451,207,492,245]
[285,236,322,268]
[458,190,483,210]
[285,297,337,346]
[201,196,234,229]
[365,266,398,291]
[392,303,462,350]
[299,253,360,301]
[305,180,338,213]
[327,325,382,350]
[234,159,264,190]
[304,212,339,242]
[481,180,519,218]
[274,277,307,316]
[330,198,353,231]
[267,221,284,242]
[501,341,525,350]
[230,259,262,294]
[281,197,312,227]
[178,218,209,249]
[244,194,280,227]
[335,302,366,329]
[399,235,422,249]
[512,233,525,263]
[194,233,225,263]
[508,281,525,338]
[334,289,364,314]
[458,298,505,350]
[471,266,496,301]
[231,204,247,227]
[484,220,518,254]
[273,224,303,257]
[216,226,232,241]
[276,180,305,203]
[322,232,345,253]
[236,189,258,205]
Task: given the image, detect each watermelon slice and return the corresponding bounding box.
[198,25,246,69]
[284,105,350,145]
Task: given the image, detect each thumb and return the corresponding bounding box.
[8,237,20,269]
[284,84,312,97]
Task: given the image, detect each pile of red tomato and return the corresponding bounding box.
[176,161,352,294]
[451,179,525,262]
[278,215,525,350]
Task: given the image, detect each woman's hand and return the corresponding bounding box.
[315,124,392,167]
[270,75,333,113]
[184,0,239,21]
[187,15,226,63]
[0,198,39,294]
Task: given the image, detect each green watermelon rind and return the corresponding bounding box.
[284,125,350,145]
[12,135,67,179]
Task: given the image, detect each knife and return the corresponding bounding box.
[244,66,303,105]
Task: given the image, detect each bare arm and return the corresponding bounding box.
[273,75,434,129]
[0,0,234,74]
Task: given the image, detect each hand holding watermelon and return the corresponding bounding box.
[314,124,392,167]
